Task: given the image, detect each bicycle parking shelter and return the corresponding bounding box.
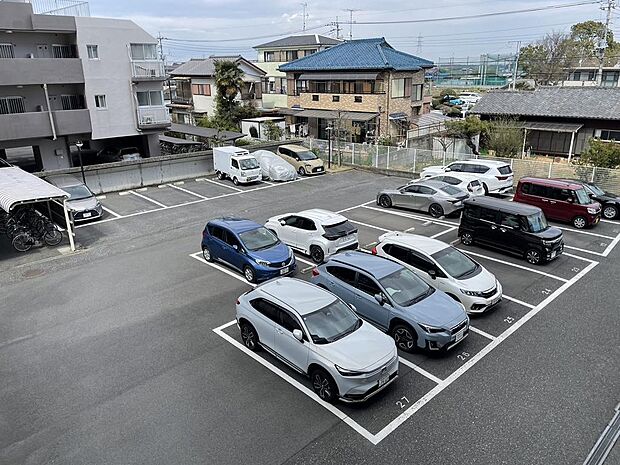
[0,167,75,251]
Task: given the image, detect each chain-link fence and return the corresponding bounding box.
[302,138,620,193]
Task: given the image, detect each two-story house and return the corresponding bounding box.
[279,38,434,143]
[168,56,266,126]
[253,34,341,110]
[0,0,169,171]
[561,65,620,87]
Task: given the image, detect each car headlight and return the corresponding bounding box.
[305,163,312,168]
[418,323,445,333]
[542,239,555,246]
[335,365,367,377]
[255,259,270,266]
[587,207,598,214]
[460,288,484,297]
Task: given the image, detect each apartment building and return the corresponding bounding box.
[0,0,169,171]
[561,66,620,87]
[279,38,434,143]
[168,56,265,126]
[253,34,341,109]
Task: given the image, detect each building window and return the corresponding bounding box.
[94,94,107,109]
[52,44,75,58]
[312,94,319,101]
[286,50,299,61]
[136,91,164,106]
[0,43,15,59]
[391,78,413,98]
[130,43,158,60]
[61,95,84,110]
[264,51,275,62]
[412,84,423,101]
[332,95,340,102]
[191,84,211,96]
[86,45,98,59]
[354,96,362,103]
[599,130,620,141]
[602,71,619,87]
[0,96,25,114]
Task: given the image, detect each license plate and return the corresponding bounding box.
[316,167,323,172]
[82,212,91,218]
[378,372,389,387]
[490,295,501,306]
[454,328,466,342]
[550,251,557,259]
[279,267,289,275]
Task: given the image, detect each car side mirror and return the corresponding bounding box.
[349,303,357,312]
[293,329,304,342]
[232,244,239,251]
[428,269,437,280]
[279,219,286,226]
[445,167,451,172]
[374,293,385,305]
[567,198,574,203]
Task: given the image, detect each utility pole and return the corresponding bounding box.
[331,17,341,40]
[156,33,165,62]
[343,9,359,40]
[416,34,423,54]
[596,0,616,86]
[301,2,308,31]
[512,41,521,90]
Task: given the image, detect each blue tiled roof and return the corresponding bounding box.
[279,38,434,72]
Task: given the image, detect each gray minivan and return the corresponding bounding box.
[47,175,103,221]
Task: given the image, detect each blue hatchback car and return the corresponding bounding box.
[311,251,469,352]
[202,217,296,283]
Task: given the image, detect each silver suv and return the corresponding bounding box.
[236,277,398,403]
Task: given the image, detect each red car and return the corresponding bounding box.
[513,177,601,229]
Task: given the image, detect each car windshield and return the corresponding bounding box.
[378,267,432,307]
[63,185,92,200]
[574,188,591,205]
[432,247,479,279]
[439,185,463,196]
[498,165,512,175]
[240,158,259,170]
[296,150,318,161]
[302,299,362,344]
[323,220,356,239]
[526,212,549,233]
[586,183,605,196]
[239,227,279,251]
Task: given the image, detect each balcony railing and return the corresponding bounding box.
[131,60,166,80]
[137,106,170,129]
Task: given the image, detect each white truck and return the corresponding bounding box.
[213,146,262,186]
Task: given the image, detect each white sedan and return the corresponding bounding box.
[373,232,502,314]
[414,173,485,196]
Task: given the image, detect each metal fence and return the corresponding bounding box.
[303,138,620,193]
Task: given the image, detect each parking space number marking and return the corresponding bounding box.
[456,352,470,361]
[504,316,515,324]
[396,396,410,409]
[542,288,552,295]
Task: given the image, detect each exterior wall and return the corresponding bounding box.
[191,77,216,115]
[289,93,383,113]
[75,16,160,140]
[0,58,83,86]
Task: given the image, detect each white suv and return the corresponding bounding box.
[414,173,485,196]
[265,209,358,263]
[236,278,399,403]
[373,232,502,314]
[420,159,514,194]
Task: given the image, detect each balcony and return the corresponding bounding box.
[131,60,167,81]
[0,58,84,86]
[0,109,91,141]
[137,106,171,130]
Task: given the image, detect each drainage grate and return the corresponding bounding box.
[584,403,620,465]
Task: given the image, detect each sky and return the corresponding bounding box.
[87,0,616,64]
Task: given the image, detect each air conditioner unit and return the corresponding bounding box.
[149,69,156,77]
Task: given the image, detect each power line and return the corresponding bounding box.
[163,23,328,43]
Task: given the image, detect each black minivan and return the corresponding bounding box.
[458,197,564,265]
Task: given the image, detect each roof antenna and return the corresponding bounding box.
[301,2,308,31]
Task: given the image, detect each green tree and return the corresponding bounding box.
[439,88,456,98]
[570,21,619,65]
[578,139,620,168]
[445,116,490,155]
[214,60,243,122]
[263,120,283,141]
[484,118,523,158]
[519,32,573,85]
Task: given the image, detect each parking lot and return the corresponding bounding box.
[2,169,619,464]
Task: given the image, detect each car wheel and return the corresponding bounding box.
[243,266,256,283]
[310,368,338,403]
[460,232,474,245]
[603,205,618,220]
[429,203,444,218]
[216,171,225,180]
[391,323,417,353]
[482,183,489,195]
[202,246,212,262]
[298,167,306,176]
[232,177,240,186]
[378,194,392,208]
[310,245,325,264]
[573,216,587,229]
[525,248,541,265]
[240,322,259,351]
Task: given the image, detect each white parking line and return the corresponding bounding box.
[459,249,569,283]
[602,231,620,257]
[336,200,375,214]
[564,245,604,256]
[294,254,315,267]
[167,183,208,200]
[96,195,106,200]
[362,205,460,227]
[430,226,457,239]
[348,219,391,233]
[101,206,122,218]
[206,179,243,192]
[189,252,256,287]
[555,226,614,240]
[212,320,377,443]
[469,326,496,341]
[262,180,276,185]
[502,295,536,309]
[397,357,442,384]
[129,190,167,208]
[118,191,130,196]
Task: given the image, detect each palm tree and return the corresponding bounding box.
[214,60,244,115]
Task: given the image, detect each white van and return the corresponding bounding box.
[213,146,261,185]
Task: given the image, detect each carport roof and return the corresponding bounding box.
[520,121,583,133]
[295,109,379,121]
[168,123,244,142]
[0,167,68,212]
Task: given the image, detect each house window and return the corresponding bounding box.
[61,95,84,110]
[286,50,299,61]
[599,130,620,141]
[52,44,74,58]
[332,95,340,102]
[391,78,412,98]
[602,71,619,87]
[0,43,15,59]
[354,96,362,103]
[136,91,164,106]
[86,45,98,59]
[191,84,211,96]
[0,96,25,114]
[130,43,158,60]
[312,94,319,101]
[264,51,275,62]
[412,84,423,101]
[94,94,107,109]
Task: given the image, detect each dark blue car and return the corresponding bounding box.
[201,217,296,283]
